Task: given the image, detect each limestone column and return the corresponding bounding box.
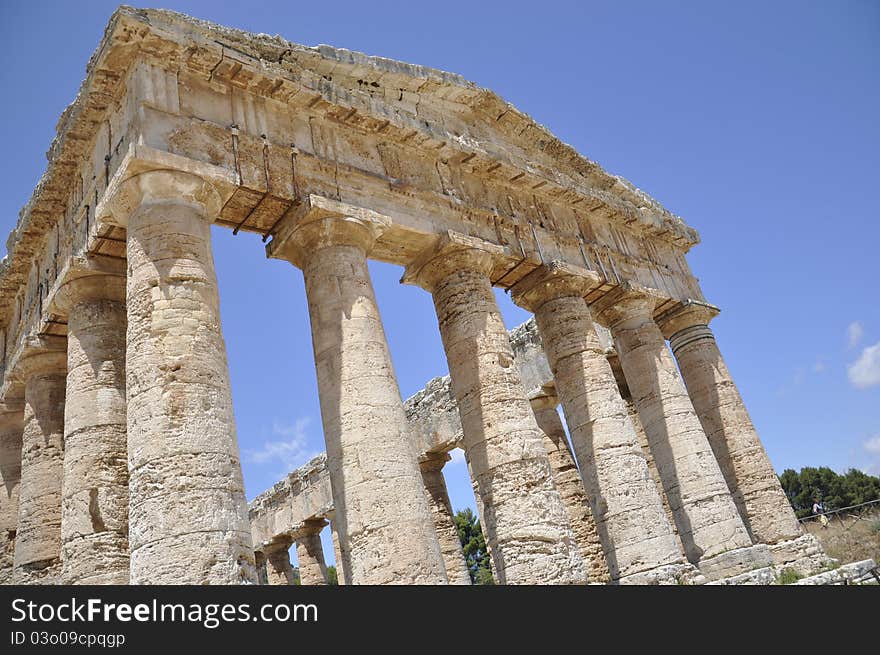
[328,514,347,585]
[295,520,329,585]
[528,394,609,583]
[419,453,471,585]
[0,400,24,584]
[55,270,129,584]
[255,550,268,585]
[403,233,587,585]
[268,210,446,585]
[113,170,255,584]
[512,264,693,584]
[607,352,683,551]
[592,284,772,580]
[264,540,296,585]
[658,303,821,564]
[12,340,67,584]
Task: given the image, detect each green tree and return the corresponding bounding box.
[325,565,338,585]
[453,508,494,585]
[779,467,880,518]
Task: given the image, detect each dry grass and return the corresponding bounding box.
[802,507,880,565]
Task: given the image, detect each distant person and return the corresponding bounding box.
[812,499,829,528]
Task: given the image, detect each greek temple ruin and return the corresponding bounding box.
[0,7,872,586]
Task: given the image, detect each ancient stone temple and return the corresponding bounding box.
[0,7,864,586]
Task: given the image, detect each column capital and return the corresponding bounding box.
[53,270,126,317]
[13,336,67,383]
[589,282,663,329]
[527,390,560,412]
[418,451,452,473]
[401,231,504,292]
[292,518,328,539]
[259,536,293,555]
[267,194,390,268]
[656,300,720,340]
[510,261,602,312]
[99,169,224,228]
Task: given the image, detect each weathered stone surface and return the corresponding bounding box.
[792,559,878,585]
[420,453,471,585]
[122,171,255,585]
[659,303,804,546]
[270,212,446,585]
[263,540,296,585]
[404,234,587,585]
[56,272,129,585]
[512,265,688,582]
[0,6,843,587]
[592,285,766,580]
[529,394,609,583]
[12,345,67,584]
[295,521,329,586]
[0,401,24,584]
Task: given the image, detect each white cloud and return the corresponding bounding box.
[864,435,880,455]
[847,321,864,349]
[848,342,880,389]
[244,417,319,473]
[812,360,826,373]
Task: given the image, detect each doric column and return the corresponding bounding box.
[254,550,268,585]
[112,170,255,584]
[54,268,129,584]
[0,400,24,583]
[264,540,296,585]
[512,263,695,584]
[658,302,803,546]
[592,284,772,580]
[328,515,347,585]
[403,233,587,585]
[295,520,329,585]
[12,339,67,584]
[528,393,610,583]
[268,207,446,585]
[419,453,471,585]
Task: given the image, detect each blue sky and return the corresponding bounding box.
[1,1,878,567]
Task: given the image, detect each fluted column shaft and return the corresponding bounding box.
[296,522,328,585]
[660,306,802,545]
[57,273,129,584]
[0,402,24,583]
[593,288,760,577]
[270,214,446,585]
[404,236,587,585]
[13,346,67,584]
[420,454,471,585]
[121,171,255,584]
[529,395,609,583]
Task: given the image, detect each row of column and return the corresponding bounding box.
[0,168,805,585]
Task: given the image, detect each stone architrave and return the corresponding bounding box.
[268,208,447,585]
[112,170,256,584]
[55,269,129,584]
[12,340,67,584]
[403,233,587,585]
[419,453,471,585]
[592,284,772,580]
[512,264,695,584]
[0,400,24,583]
